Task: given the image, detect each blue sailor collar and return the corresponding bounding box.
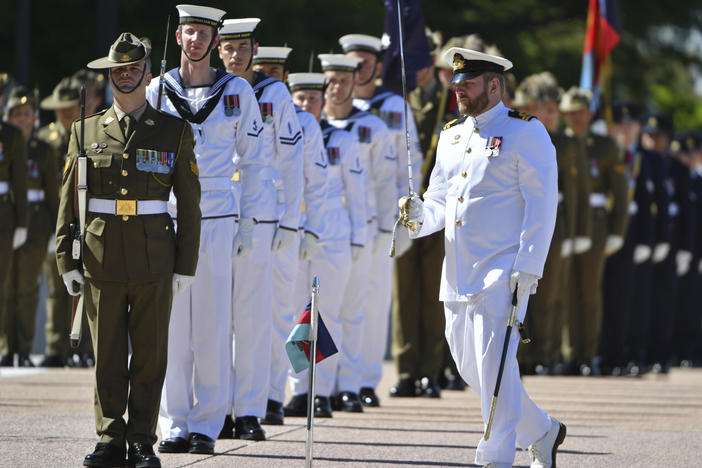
[162,67,235,124]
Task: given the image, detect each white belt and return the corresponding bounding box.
[669,202,679,217]
[324,196,346,212]
[629,201,638,215]
[88,198,168,216]
[0,181,8,195]
[589,192,607,208]
[27,189,45,202]
[558,192,564,203]
[199,176,234,192]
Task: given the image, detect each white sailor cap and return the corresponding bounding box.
[253,46,292,65]
[176,4,226,28]
[338,34,383,54]
[318,54,363,72]
[441,47,513,84]
[220,18,261,41]
[287,73,326,92]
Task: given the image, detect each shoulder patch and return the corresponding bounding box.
[442,116,467,131]
[508,109,536,121]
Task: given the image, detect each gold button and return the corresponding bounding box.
[122,170,128,176]
[473,128,479,133]
[165,225,169,230]
[458,196,464,203]
[466,148,472,153]
[93,162,98,168]
[123,153,129,159]
[461,172,467,178]
[122,215,129,221]
[121,188,128,195]
[455,220,462,226]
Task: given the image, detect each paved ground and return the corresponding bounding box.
[1,362,701,467]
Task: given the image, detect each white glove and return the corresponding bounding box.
[573,237,592,254]
[394,225,412,258]
[633,244,652,264]
[373,231,393,255]
[398,195,424,232]
[652,242,670,263]
[271,227,297,253]
[351,244,364,262]
[172,273,195,296]
[62,269,84,296]
[509,270,539,308]
[561,238,573,258]
[676,250,693,276]
[299,231,319,262]
[604,235,624,256]
[233,218,254,258]
[12,227,27,249]
[47,234,56,254]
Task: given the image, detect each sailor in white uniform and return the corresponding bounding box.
[249,53,329,426]
[400,48,566,468]
[283,72,368,418]
[340,34,423,404]
[147,5,262,455]
[217,18,304,441]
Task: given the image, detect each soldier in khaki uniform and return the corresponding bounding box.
[1,87,59,367]
[513,73,591,374]
[560,87,629,376]
[72,69,106,115]
[55,33,201,468]
[0,73,29,367]
[36,77,87,367]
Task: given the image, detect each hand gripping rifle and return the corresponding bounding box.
[69,87,88,347]
[389,0,416,258]
[156,15,171,111]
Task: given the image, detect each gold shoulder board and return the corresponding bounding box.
[508,109,536,121]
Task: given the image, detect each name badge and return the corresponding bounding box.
[260,102,274,123]
[136,149,175,174]
[358,126,372,143]
[224,94,241,117]
[327,147,341,166]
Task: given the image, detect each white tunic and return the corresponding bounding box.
[414,101,558,301]
[294,107,328,235]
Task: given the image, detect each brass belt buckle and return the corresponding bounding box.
[116,199,137,216]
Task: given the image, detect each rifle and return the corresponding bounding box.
[156,15,171,111]
[69,87,88,348]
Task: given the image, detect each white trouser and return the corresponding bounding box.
[359,247,394,389]
[268,230,303,404]
[230,222,275,418]
[444,281,551,466]
[159,217,236,440]
[289,237,352,397]
[334,238,374,394]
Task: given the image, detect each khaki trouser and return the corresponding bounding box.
[567,208,608,363]
[86,276,172,446]
[392,230,445,380]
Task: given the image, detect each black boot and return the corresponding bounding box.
[83,442,126,467]
[261,399,284,425]
[234,415,266,441]
[218,414,234,439]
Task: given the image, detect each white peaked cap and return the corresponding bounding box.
[176,5,226,27]
[220,18,261,39]
[318,54,363,72]
[253,46,293,64]
[441,47,513,84]
[338,34,383,53]
[287,73,326,91]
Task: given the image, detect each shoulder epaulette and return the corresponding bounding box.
[442,116,467,131]
[508,109,536,121]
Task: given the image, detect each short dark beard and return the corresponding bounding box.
[458,80,489,117]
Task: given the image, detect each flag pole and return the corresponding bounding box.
[305,276,321,468]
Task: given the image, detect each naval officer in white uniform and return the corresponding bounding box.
[400,48,566,468]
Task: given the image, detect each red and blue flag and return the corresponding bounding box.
[285,301,338,373]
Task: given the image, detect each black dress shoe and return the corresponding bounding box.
[127,443,161,468]
[17,355,34,367]
[444,374,467,390]
[81,353,96,368]
[39,354,65,367]
[261,399,284,425]
[389,377,417,397]
[419,377,441,398]
[314,396,333,418]
[336,391,364,412]
[218,414,234,439]
[359,387,380,407]
[188,432,215,455]
[157,437,189,453]
[0,354,14,367]
[283,394,308,417]
[234,415,266,441]
[83,442,126,467]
